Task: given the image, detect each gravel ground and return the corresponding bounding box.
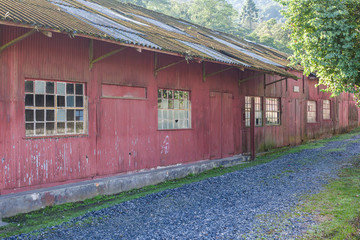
[8,135,360,240]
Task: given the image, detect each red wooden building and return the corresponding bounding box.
[0,0,359,195]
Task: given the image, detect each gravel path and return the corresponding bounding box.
[8,135,360,240]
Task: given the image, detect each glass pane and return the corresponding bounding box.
[67,110,74,121]
[179,91,183,99]
[168,100,174,109]
[36,110,44,121]
[57,109,66,121]
[25,81,33,93]
[76,96,83,107]
[35,123,45,135]
[26,123,34,135]
[57,122,65,134]
[158,99,162,109]
[169,120,174,129]
[174,91,179,99]
[168,90,173,99]
[158,120,163,130]
[57,96,65,107]
[75,84,83,95]
[46,82,54,94]
[67,96,74,107]
[76,122,84,133]
[46,95,55,107]
[46,110,55,121]
[66,83,74,94]
[67,122,75,133]
[46,123,55,135]
[25,94,34,106]
[174,100,179,109]
[157,89,162,98]
[162,90,167,99]
[184,92,188,100]
[35,95,44,107]
[76,110,83,121]
[161,99,168,109]
[57,82,65,95]
[35,81,45,94]
[25,109,34,122]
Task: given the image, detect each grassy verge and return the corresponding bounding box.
[1,127,360,238]
[301,155,360,239]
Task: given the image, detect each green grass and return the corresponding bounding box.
[1,127,360,238]
[301,156,360,239]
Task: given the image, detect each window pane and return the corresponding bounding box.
[67,110,75,121]
[57,83,65,95]
[46,123,55,135]
[76,110,83,121]
[76,96,83,107]
[57,122,65,134]
[76,122,84,133]
[67,122,75,133]
[57,109,66,121]
[46,110,55,121]
[35,81,45,94]
[36,110,45,121]
[75,84,83,95]
[35,123,45,135]
[35,95,45,107]
[67,96,74,107]
[25,81,33,93]
[46,82,54,94]
[25,94,34,106]
[25,109,34,122]
[66,83,74,94]
[26,123,34,135]
[57,96,65,107]
[46,95,55,107]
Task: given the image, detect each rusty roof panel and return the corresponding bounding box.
[0,0,297,78]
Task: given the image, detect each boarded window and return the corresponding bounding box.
[245,96,263,127]
[266,98,281,125]
[158,89,191,130]
[25,80,86,136]
[307,101,317,123]
[323,100,330,120]
[102,84,146,99]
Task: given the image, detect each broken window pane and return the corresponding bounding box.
[25,81,33,93]
[46,82,54,94]
[25,110,34,122]
[46,95,55,107]
[35,95,45,107]
[35,81,45,94]
[66,83,74,94]
[25,94,34,106]
[76,110,83,121]
[75,84,83,95]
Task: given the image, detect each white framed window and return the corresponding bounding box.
[323,100,330,120]
[307,100,317,123]
[158,89,191,130]
[266,98,281,125]
[245,96,263,127]
[25,80,87,136]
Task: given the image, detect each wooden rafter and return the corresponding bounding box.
[0,29,37,54]
[154,53,186,77]
[264,77,288,89]
[238,73,264,86]
[202,62,233,82]
[89,39,127,70]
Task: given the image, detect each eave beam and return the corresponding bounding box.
[202,62,233,82]
[264,77,287,88]
[89,39,127,70]
[238,73,264,86]
[0,29,37,54]
[154,53,186,77]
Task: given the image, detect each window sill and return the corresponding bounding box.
[157,128,193,131]
[23,134,88,140]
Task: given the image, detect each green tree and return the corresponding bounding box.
[187,0,239,34]
[239,0,259,30]
[278,0,360,97]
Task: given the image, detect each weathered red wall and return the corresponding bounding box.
[0,25,359,194]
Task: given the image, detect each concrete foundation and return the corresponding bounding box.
[0,155,248,220]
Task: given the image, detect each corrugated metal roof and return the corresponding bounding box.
[0,0,297,78]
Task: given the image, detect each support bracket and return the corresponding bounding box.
[202,62,233,82]
[89,39,127,70]
[264,77,287,89]
[154,53,186,77]
[0,29,37,54]
[238,73,264,86]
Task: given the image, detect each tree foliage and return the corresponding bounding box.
[278,0,360,97]
[239,0,259,30]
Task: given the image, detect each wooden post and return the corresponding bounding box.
[250,97,255,160]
